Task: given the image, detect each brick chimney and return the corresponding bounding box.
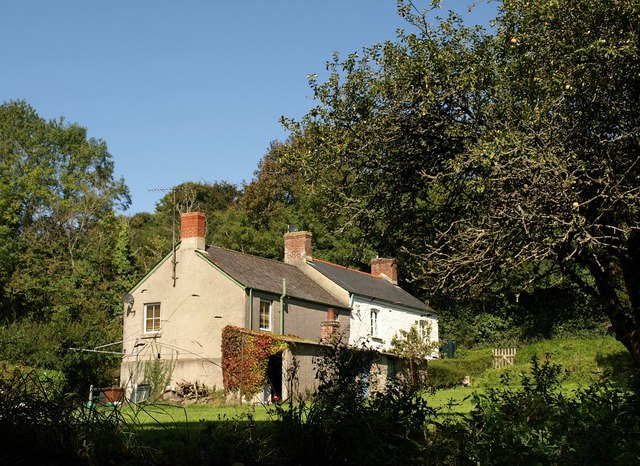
[180,212,206,250]
[370,257,398,285]
[283,231,313,264]
[320,308,340,343]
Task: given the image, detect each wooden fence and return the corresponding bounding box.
[492,348,517,369]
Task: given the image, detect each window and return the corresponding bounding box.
[370,309,379,337]
[259,300,271,331]
[418,320,428,340]
[144,303,161,334]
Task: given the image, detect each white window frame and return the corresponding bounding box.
[144,303,161,334]
[418,319,428,340]
[370,309,379,337]
[259,300,272,331]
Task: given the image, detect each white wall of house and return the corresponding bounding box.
[348,296,439,356]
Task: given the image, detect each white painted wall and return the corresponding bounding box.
[348,296,439,356]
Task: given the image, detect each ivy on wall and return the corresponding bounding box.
[221,326,289,399]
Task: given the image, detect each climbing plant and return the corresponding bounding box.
[221,326,289,400]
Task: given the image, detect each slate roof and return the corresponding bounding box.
[307,259,433,313]
[200,246,347,309]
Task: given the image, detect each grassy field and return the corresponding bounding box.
[121,336,632,425]
[424,336,633,413]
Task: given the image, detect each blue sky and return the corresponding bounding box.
[1,1,496,214]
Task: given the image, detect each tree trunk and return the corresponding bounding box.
[587,258,640,369]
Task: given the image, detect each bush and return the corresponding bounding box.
[464,356,640,464]
[428,350,493,389]
[427,360,467,389]
[270,341,435,465]
[0,368,150,465]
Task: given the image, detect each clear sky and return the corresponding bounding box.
[1,1,496,214]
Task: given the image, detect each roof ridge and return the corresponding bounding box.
[206,244,298,269]
[310,257,380,279]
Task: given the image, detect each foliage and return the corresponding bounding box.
[465,356,640,464]
[427,360,467,389]
[278,0,640,364]
[0,369,150,464]
[428,350,492,389]
[390,321,439,387]
[239,139,378,267]
[143,356,176,402]
[271,340,434,465]
[0,100,132,392]
[4,338,628,465]
[221,326,289,399]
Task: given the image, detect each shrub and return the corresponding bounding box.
[427,360,467,389]
[428,350,493,389]
[270,341,435,465]
[0,368,150,464]
[464,355,640,464]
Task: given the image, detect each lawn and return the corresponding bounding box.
[121,401,274,426]
[120,336,633,426]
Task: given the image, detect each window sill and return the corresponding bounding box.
[142,333,161,339]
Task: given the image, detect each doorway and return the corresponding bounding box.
[266,353,283,402]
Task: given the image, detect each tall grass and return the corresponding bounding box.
[0,369,152,464]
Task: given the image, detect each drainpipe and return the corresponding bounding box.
[248,288,253,329]
[280,278,286,335]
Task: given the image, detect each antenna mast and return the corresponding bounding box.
[149,187,179,287]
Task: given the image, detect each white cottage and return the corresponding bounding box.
[283,231,438,354]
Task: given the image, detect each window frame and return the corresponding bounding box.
[144,303,162,334]
[418,319,428,340]
[259,300,272,331]
[370,308,379,337]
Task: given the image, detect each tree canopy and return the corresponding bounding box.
[278,0,640,362]
[0,100,131,390]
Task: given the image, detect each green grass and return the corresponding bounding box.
[121,402,274,426]
[119,337,633,424]
[425,386,479,413]
[427,336,634,414]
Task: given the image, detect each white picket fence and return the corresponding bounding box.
[492,348,517,369]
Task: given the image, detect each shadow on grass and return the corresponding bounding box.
[595,350,637,388]
[123,402,276,465]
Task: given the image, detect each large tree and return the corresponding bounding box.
[0,100,131,389]
[282,1,640,363]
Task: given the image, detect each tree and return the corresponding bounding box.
[418,0,640,361]
[240,140,377,266]
[281,1,640,364]
[129,181,241,274]
[0,100,131,390]
[390,322,438,387]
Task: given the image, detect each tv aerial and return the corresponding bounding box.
[149,186,179,287]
